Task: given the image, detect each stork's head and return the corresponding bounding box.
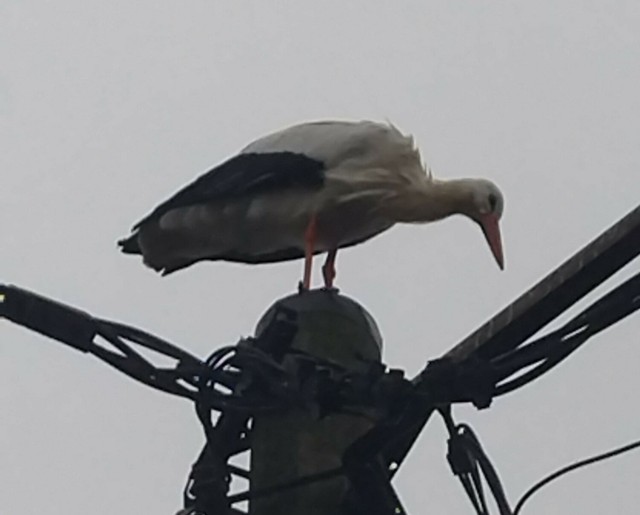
[465,179,505,270]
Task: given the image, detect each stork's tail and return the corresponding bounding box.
[117,233,141,255]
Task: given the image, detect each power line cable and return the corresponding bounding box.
[513,436,640,515]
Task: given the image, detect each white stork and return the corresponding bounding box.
[118,120,504,289]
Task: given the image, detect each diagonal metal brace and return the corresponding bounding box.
[446,205,640,362]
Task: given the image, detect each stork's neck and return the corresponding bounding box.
[386,179,475,223]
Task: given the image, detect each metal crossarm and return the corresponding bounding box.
[0,283,204,400]
[1,284,97,352]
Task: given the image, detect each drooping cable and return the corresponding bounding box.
[493,271,640,396]
[513,436,640,515]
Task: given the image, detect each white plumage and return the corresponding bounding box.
[119,120,505,289]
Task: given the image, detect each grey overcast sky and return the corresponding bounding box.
[1,1,639,514]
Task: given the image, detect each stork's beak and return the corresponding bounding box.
[478,213,504,270]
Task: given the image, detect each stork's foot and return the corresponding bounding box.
[297,280,339,294]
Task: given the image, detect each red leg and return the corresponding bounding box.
[322,248,338,289]
[301,216,317,291]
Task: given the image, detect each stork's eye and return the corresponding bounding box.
[488,193,498,211]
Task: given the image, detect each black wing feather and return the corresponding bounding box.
[134,151,325,229]
[160,233,375,275]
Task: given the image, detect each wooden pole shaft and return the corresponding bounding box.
[250,290,383,515]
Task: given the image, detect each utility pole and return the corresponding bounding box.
[2,205,638,514]
[250,290,383,515]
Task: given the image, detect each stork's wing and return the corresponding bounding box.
[133,151,325,229]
